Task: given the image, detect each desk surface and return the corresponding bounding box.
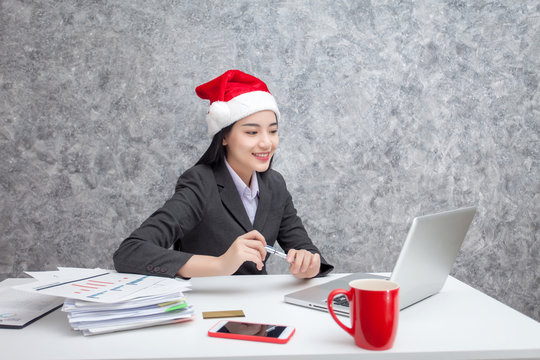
[2,274,539,360]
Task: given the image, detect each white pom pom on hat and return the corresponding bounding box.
[195,70,280,137]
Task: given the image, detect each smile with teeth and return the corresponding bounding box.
[253,152,271,160]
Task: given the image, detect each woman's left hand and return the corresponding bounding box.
[286,249,321,279]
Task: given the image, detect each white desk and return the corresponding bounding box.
[2,274,539,360]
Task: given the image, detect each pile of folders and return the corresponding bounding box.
[62,290,194,336]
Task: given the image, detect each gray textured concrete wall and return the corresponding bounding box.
[1,1,538,321]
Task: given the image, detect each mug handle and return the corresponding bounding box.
[327,288,354,336]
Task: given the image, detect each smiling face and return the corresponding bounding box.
[222,110,279,185]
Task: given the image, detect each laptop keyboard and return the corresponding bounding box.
[328,294,349,307]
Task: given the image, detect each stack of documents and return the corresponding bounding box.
[15,267,194,335]
[63,291,193,335]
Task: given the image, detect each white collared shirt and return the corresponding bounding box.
[224,159,259,224]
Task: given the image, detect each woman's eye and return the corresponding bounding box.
[246,131,258,135]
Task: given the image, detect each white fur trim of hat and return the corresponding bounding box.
[206,90,280,137]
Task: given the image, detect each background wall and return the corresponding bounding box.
[1,1,538,321]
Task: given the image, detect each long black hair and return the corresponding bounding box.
[195,124,233,167]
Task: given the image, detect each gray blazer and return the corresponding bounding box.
[113,161,334,277]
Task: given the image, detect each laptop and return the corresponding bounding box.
[284,206,477,315]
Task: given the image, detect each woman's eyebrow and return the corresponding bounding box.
[241,122,278,127]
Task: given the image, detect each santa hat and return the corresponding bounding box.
[195,70,280,137]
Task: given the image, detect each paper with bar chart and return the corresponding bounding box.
[14,268,191,303]
[10,268,194,335]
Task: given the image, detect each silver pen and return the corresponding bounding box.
[265,245,289,260]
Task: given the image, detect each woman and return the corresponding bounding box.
[113,70,333,279]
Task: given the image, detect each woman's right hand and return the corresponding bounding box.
[218,230,267,275]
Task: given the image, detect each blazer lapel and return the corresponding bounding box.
[214,162,253,233]
[253,171,271,230]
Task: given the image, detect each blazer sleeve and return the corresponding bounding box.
[113,166,210,278]
[273,175,334,277]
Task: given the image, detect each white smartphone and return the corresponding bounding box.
[208,320,295,344]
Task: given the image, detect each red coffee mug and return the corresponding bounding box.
[327,279,399,350]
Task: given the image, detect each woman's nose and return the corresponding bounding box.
[259,133,272,148]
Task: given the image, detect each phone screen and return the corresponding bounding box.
[216,321,287,338]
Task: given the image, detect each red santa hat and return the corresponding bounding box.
[195,70,280,137]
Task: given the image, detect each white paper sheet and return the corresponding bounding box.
[14,268,191,303]
[0,279,63,328]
